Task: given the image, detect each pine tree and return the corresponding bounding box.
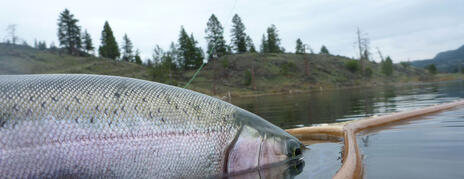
[165,42,179,69]
[152,45,164,64]
[320,45,329,55]
[260,34,268,53]
[205,14,227,60]
[266,24,282,53]
[99,21,120,60]
[190,34,204,68]
[382,56,393,76]
[168,42,179,68]
[246,36,256,53]
[177,27,190,69]
[146,59,154,67]
[226,45,233,55]
[49,42,57,51]
[57,9,82,55]
[6,24,18,45]
[230,14,247,53]
[82,29,94,54]
[38,41,47,50]
[295,38,304,54]
[121,34,134,62]
[177,26,204,70]
[134,49,142,64]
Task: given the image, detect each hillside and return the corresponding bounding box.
[411,45,464,72]
[0,43,449,97]
[184,53,434,96]
[0,44,152,80]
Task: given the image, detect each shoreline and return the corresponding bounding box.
[209,73,464,99]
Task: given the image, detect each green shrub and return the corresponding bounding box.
[426,64,437,75]
[221,58,230,68]
[280,62,297,75]
[244,70,252,86]
[364,68,373,77]
[382,56,393,76]
[345,60,359,73]
[400,62,410,68]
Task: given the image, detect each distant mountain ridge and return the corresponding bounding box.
[411,44,464,72]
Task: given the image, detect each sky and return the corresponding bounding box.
[1,0,463,62]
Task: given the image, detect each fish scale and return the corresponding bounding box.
[0,74,240,178]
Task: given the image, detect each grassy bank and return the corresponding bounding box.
[1,44,462,97]
[181,53,463,97]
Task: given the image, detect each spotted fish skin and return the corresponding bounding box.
[0,74,241,178]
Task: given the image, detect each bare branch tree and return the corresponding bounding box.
[356,27,370,72]
[357,28,363,61]
[376,47,385,62]
[303,44,310,76]
[6,24,18,45]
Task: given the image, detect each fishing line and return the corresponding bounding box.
[183,0,239,89]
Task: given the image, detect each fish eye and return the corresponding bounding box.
[287,140,302,158]
[294,147,302,157]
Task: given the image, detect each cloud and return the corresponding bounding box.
[0,0,462,62]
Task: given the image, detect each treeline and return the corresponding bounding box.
[50,9,337,67]
[4,8,427,86]
[55,9,142,64]
[46,9,337,84]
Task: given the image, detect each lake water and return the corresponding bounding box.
[358,107,464,178]
[231,80,464,178]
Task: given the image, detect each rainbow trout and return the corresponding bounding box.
[0,74,303,178]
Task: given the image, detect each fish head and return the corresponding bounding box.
[226,109,305,174]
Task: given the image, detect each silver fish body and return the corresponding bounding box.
[0,74,303,178]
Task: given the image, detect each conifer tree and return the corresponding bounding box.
[246,36,256,53]
[152,45,164,64]
[260,34,268,53]
[230,14,247,53]
[38,41,47,50]
[382,56,393,76]
[99,21,120,60]
[266,24,282,53]
[146,59,154,67]
[168,42,179,67]
[295,38,304,54]
[121,34,134,62]
[82,29,94,54]
[165,42,179,70]
[6,24,18,45]
[134,49,142,64]
[57,9,82,55]
[177,26,204,70]
[49,42,57,51]
[320,45,329,55]
[190,34,204,68]
[177,27,190,69]
[205,14,227,60]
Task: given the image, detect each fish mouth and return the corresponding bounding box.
[223,157,306,178]
[225,124,305,175]
[223,109,305,176]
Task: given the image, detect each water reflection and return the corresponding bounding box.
[358,107,464,178]
[227,160,305,179]
[229,80,464,178]
[233,80,464,129]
